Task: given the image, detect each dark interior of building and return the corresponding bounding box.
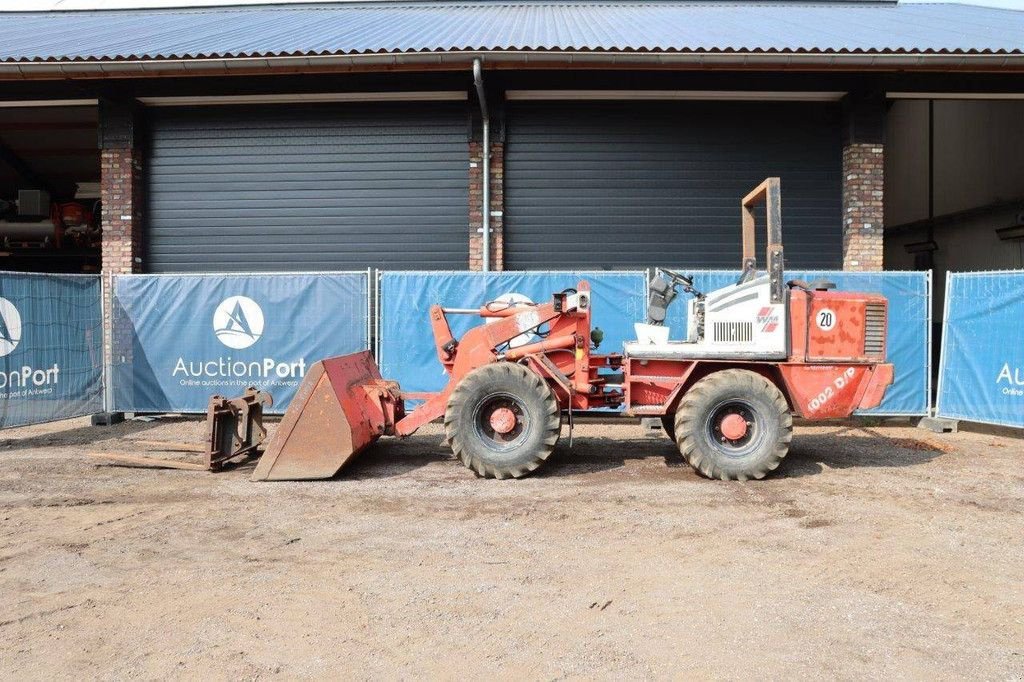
[0,104,100,273]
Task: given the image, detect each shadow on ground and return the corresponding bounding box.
[341,438,454,480]
[337,426,948,481]
[335,434,684,481]
[63,420,946,482]
[538,436,688,478]
[778,427,945,478]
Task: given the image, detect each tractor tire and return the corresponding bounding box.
[674,369,792,481]
[444,362,561,479]
[661,415,676,443]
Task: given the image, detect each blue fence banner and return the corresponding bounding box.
[937,271,1024,428]
[662,270,931,416]
[0,272,103,428]
[379,271,646,396]
[112,272,369,413]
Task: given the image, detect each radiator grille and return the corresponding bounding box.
[864,303,887,357]
[714,321,753,343]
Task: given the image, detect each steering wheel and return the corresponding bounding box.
[658,268,702,298]
[659,268,693,288]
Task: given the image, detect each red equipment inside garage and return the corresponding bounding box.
[0,105,101,273]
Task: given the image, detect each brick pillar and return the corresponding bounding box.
[99,97,143,276]
[100,147,143,275]
[842,143,884,271]
[469,139,504,271]
[841,92,885,271]
[97,98,143,418]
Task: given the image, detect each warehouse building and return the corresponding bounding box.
[0,0,1021,282]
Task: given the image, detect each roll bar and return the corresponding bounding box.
[741,177,785,304]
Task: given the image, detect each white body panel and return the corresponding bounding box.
[625,275,788,361]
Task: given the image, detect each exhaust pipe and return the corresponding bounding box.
[473,58,491,272]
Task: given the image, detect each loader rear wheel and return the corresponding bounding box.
[674,369,792,481]
[445,362,561,479]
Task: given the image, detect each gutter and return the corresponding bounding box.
[472,58,490,272]
[1,50,1023,79]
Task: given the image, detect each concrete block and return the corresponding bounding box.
[91,412,125,427]
[918,416,958,434]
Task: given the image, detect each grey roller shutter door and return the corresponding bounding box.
[144,102,469,272]
[504,101,842,270]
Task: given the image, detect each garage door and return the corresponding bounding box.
[504,100,842,270]
[145,102,469,272]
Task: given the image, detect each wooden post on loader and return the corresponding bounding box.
[741,177,784,304]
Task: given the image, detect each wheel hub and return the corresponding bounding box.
[474,394,528,449]
[706,400,757,455]
[489,406,517,434]
[719,413,748,440]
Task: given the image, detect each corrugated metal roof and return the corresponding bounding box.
[0,1,1021,63]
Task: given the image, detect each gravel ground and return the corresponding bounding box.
[0,415,1022,680]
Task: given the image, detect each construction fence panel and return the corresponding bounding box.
[661,270,931,416]
[111,271,369,414]
[937,270,1024,429]
[0,272,103,428]
[379,271,647,395]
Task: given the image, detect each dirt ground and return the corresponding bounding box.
[0,415,1022,680]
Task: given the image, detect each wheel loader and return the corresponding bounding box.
[251,178,894,482]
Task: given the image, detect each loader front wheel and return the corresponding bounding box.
[445,362,561,479]
[674,369,792,481]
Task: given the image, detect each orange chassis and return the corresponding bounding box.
[399,279,893,435]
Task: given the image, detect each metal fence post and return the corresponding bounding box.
[375,270,382,362]
[926,269,934,415]
[366,267,372,353]
[934,272,953,418]
[102,271,111,413]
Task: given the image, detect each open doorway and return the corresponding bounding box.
[886,98,1024,275]
[0,104,100,273]
[885,97,1024,381]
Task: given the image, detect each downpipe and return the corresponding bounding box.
[472,58,490,272]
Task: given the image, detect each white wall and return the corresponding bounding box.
[886,208,1024,319]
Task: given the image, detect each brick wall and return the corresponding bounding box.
[468,140,504,271]
[842,143,884,271]
[100,147,144,275]
[100,146,143,411]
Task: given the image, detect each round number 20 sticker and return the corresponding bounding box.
[816,308,837,331]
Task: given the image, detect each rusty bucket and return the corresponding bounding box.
[251,351,403,481]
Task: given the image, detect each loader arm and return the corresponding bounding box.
[253,283,593,480]
[394,293,579,437]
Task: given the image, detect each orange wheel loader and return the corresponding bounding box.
[251,178,894,482]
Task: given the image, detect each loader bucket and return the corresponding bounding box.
[251,351,402,481]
